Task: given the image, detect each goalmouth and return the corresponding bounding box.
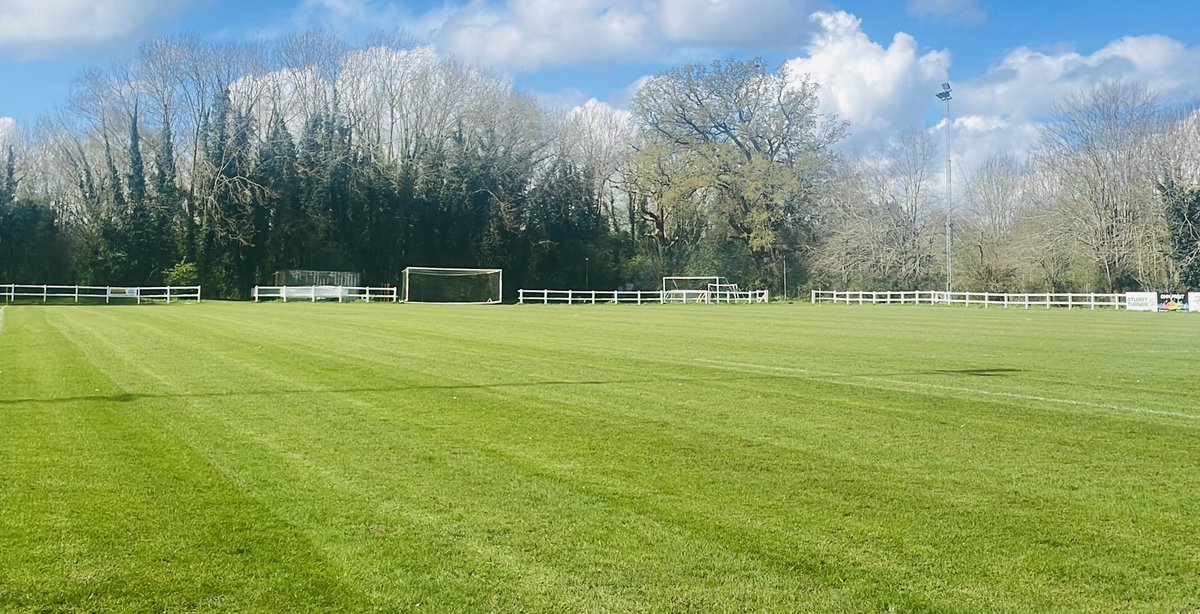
[402,267,503,304]
[662,276,766,304]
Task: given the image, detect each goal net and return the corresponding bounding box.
[402,267,503,304]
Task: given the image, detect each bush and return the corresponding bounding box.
[163,261,199,286]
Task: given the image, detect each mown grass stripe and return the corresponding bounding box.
[3,303,1199,611]
[693,357,1200,422]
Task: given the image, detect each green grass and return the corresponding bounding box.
[1,301,1199,612]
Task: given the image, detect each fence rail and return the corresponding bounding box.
[810,290,1128,309]
[518,288,769,305]
[1,284,201,304]
[252,285,398,303]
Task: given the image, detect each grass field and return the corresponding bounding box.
[1,301,1199,612]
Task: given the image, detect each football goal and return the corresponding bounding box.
[662,276,767,303]
[402,267,503,304]
[663,276,727,304]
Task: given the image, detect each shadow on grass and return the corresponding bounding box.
[0,374,793,406]
[1,368,1032,407]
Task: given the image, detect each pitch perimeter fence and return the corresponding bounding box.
[519,288,769,305]
[811,290,1200,311]
[1,284,201,304]
[252,285,398,302]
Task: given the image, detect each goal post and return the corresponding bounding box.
[402,267,503,304]
[662,276,726,304]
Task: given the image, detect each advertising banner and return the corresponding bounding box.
[1125,292,1158,312]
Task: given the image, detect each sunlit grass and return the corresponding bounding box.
[1,302,1198,611]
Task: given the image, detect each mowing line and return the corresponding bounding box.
[693,358,1199,422]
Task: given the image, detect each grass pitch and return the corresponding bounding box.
[1,301,1198,612]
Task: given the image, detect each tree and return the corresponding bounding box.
[1037,81,1171,291]
[630,57,845,287]
[0,145,15,205]
[810,130,941,289]
[958,154,1026,290]
[1160,181,1200,288]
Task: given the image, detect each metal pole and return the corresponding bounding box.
[945,94,953,293]
[782,256,787,300]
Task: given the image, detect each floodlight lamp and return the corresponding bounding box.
[941,82,951,92]
[936,91,952,101]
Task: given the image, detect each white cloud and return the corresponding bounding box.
[779,10,1200,178]
[906,0,985,26]
[437,0,656,70]
[966,35,1200,122]
[0,0,188,57]
[293,0,826,72]
[784,11,950,149]
[660,0,822,47]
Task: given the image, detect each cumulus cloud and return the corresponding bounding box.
[783,11,950,149]
[294,0,826,71]
[0,0,189,58]
[906,0,985,26]
[779,10,1200,175]
[436,0,656,70]
[660,0,823,47]
[967,35,1200,121]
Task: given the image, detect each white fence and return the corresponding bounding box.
[519,288,769,305]
[810,290,1132,309]
[1,284,201,304]
[252,285,398,303]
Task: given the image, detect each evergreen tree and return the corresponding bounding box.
[153,115,187,274]
[1161,180,1200,288]
[252,109,301,280]
[125,108,160,283]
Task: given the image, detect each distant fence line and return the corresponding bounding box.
[252,285,398,302]
[518,288,769,305]
[810,290,1200,311]
[1,284,201,304]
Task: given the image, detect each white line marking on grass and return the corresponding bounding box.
[693,358,1199,422]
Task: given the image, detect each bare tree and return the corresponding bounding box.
[958,154,1026,289]
[1036,81,1172,291]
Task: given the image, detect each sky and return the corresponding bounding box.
[2,0,1200,168]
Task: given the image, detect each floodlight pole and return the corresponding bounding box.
[936,83,954,294]
[585,257,590,289]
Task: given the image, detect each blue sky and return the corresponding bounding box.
[2,0,1199,162]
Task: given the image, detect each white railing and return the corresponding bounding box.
[518,289,769,305]
[252,285,398,303]
[1,284,201,304]
[810,290,1127,309]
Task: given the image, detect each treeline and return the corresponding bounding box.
[3,36,637,299]
[2,34,1199,297]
